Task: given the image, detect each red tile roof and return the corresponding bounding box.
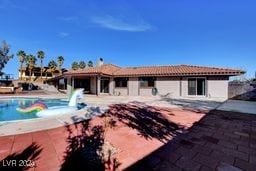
[66,64,120,76]
[63,64,244,77]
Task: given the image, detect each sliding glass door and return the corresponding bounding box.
[188,78,206,96]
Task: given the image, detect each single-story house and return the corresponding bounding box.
[46,62,244,99]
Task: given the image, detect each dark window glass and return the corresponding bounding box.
[34,72,41,76]
[188,78,206,95]
[197,78,205,95]
[25,71,29,76]
[114,77,128,87]
[139,77,155,88]
[188,78,196,95]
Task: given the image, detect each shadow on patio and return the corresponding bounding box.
[125,109,256,171]
[0,143,42,171]
[60,120,121,171]
[60,102,184,170]
[104,102,184,143]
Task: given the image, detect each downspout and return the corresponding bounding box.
[96,75,98,96]
[180,77,182,97]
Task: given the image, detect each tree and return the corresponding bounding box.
[0,41,14,75]
[71,62,79,70]
[48,60,57,77]
[87,60,93,67]
[57,56,64,73]
[37,50,45,81]
[26,54,37,81]
[79,61,86,69]
[17,50,26,80]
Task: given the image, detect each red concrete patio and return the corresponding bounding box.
[0,103,256,171]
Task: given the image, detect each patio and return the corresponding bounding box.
[0,98,255,170]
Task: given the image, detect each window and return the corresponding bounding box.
[188,78,206,95]
[34,72,41,76]
[139,77,155,88]
[114,77,128,88]
[25,71,29,76]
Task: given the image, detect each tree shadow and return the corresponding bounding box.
[0,142,42,171]
[103,103,183,143]
[60,119,121,171]
[61,102,189,170]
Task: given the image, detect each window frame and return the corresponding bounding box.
[114,77,128,88]
[187,77,206,96]
[139,77,156,88]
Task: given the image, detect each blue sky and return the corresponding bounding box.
[0,0,255,78]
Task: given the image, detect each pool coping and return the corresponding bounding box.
[0,107,108,136]
[0,95,225,136]
[0,96,107,136]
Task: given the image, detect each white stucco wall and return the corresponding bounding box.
[207,76,229,99]
[93,75,229,99]
[109,78,114,95]
[155,77,180,97]
[90,76,97,94]
[181,77,188,97]
[139,88,152,96]
[180,76,229,99]
[114,88,128,96]
[128,77,139,96]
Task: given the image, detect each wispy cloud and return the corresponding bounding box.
[0,0,27,10]
[57,32,70,38]
[91,15,153,32]
[57,16,78,23]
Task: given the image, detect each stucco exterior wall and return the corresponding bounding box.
[207,76,229,99]
[155,77,180,97]
[128,77,139,96]
[69,75,229,98]
[67,77,72,94]
[90,76,96,94]
[109,78,114,95]
[180,76,229,99]
[114,88,128,96]
[139,88,152,96]
[181,77,188,97]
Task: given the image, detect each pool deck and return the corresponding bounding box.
[0,95,222,135]
[1,95,255,170]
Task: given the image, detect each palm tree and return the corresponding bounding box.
[37,50,45,81]
[79,61,86,69]
[87,60,93,67]
[48,60,57,77]
[57,56,64,73]
[71,62,79,70]
[26,54,37,81]
[17,50,26,80]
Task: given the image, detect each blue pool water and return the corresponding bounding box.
[0,98,69,121]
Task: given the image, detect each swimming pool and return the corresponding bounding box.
[0,98,69,121]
